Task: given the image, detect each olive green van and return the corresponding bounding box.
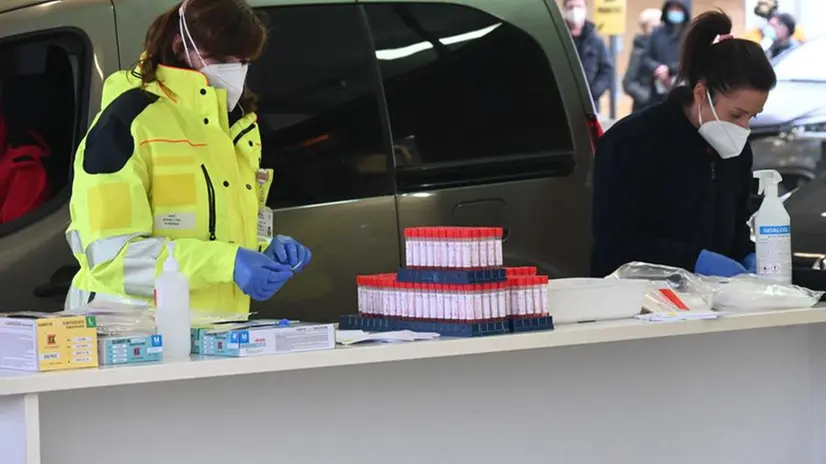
[0,0,600,321]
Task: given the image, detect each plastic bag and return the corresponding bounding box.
[67,301,156,336]
[609,262,823,313]
[607,262,714,312]
[700,274,823,312]
[68,301,257,336]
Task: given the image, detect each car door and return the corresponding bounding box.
[361,0,594,278]
[116,0,402,322]
[0,0,118,311]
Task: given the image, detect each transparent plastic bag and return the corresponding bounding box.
[700,274,823,312]
[609,262,823,313]
[68,302,257,336]
[607,262,714,312]
[67,301,156,336]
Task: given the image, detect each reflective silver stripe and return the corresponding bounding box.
[85,233,141,268]
[122,238,166,297]
[64,286,91,312]
[66,229,83,254]
[65,286,150,312]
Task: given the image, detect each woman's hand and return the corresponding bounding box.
[265,235,312,272]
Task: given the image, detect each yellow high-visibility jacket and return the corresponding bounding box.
[65,64,271,316]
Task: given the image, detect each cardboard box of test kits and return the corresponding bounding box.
[194,320,335,357]
[0,312,99,372]
[98,334,163,365]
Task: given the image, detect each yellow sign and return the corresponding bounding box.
[593,0,627,35]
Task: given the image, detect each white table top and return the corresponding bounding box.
[2,306,826,396]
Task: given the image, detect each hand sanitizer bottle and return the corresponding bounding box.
[154,242,191,359]
[753,169,791,284]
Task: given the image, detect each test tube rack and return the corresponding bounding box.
[396,267,507,285]
[338,314,553,338]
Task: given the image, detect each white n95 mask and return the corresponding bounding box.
[179,3,249,111]
[564,7,587,25]
[698,90,751,159]
[200,62,249,111]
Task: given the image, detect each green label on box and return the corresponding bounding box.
[85,316,97,328]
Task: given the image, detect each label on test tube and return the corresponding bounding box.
[517,280,527,316]
[447,229,456,268]
[412,284,422,320]
[470,229,480,269]
[539,276,549,315]
[482,284,492,320]
[532,278,543,316]
[436,285,445,320]
[498,283,507,318]
[404,229,413,267]
[428,284,438,320]
[473,286,483,321]
[485,228,495,269]
[424,229,433,268]
[461,231,472,269]
[401,284,411,318]
[439,227,450,268]
[449,285,458,320]
[495,228,504,266]
[409,230,419,268]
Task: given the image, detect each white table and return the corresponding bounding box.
[4,308,826,464]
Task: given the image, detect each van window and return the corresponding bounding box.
[364,3,574,192]
[248,6,393,209]
[0,31,86,236]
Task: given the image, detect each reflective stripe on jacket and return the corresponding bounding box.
[66,65,270,316]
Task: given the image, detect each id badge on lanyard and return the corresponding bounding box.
[256,169,274,238]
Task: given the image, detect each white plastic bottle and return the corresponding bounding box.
[154,242,191,359]
[753,170,791,283]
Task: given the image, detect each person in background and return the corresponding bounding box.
[641,0,690,106]
[64,0,312,314]
[591,11,777,278]
[767,13,801,59]
[623,8,662,112]
[562,0,613,106]
[745,0,806,50]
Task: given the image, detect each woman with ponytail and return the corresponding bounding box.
[591,10,776,278]
[65,0,312,315]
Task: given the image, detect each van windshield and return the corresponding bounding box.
[773,36,826,82]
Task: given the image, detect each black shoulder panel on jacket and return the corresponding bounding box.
[82,89,159,175]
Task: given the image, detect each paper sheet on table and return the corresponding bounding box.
[336,330,440,346]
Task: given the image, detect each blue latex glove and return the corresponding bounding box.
[233,248,294,301]
[742,253,757,274]
[265,235,312,272]
[694,250,747,278]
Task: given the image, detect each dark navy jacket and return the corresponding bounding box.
[573,21,614,103]
[642,0,690,105]
[590,87,755,277]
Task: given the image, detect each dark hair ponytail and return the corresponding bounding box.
[132,0,268,113]
[677,10,776,97]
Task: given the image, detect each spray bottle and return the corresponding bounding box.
[753,169,791,283]
[154,241,191,359]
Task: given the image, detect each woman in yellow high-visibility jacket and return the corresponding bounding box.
[65,0,311,316]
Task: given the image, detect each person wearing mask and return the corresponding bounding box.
[591,11,777,278]
[64,0,312,315]
[563,0,614,106]
[767,13,801,59]
[745,0,806,50]
[641,0,691,106]
[623,8,662,112]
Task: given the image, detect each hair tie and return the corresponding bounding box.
[713,34,734,44]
